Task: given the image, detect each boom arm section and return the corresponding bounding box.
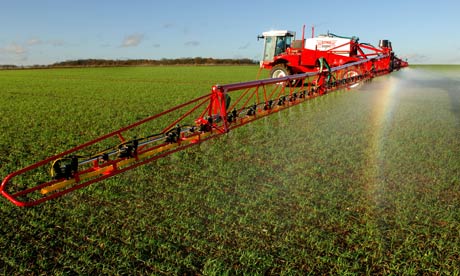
[1,55,403,207]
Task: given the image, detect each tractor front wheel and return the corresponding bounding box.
[270,64,291,79]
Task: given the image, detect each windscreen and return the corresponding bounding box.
[263,36,276,62]
[263,35,293,61]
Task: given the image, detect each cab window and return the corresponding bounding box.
[275,36,292,56]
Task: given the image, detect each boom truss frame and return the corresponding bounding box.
[2,55,399,207]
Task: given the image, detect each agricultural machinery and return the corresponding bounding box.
[1,27,408,207]
[259,26,407,79]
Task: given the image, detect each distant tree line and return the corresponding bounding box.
[0,58,257,70]
[0,64,20,69]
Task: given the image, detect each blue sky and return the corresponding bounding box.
[1,0,459,65]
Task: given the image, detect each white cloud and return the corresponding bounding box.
[48,40,67,47]
[184,41,200,47]
[28,37,68,47]
[0,37,71,65]
[121,34,144,47]
[0,43,27,55]
[27,38,42,46]
[0,42,28,63]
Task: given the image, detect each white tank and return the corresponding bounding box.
[304,35,352,56]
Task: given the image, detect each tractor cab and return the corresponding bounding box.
[259,30,296,62]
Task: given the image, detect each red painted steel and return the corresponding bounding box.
[260,27,408,76]
[1,53,407,207]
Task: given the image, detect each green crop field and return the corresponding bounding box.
[0,65,459,275]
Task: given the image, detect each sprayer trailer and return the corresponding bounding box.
[259,26,407,79]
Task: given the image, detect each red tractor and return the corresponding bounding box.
[259,27,408,78]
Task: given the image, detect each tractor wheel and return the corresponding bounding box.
[270,64,291,79]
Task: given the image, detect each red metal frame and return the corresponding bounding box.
[1,54,406,207]
[261,28,408,75]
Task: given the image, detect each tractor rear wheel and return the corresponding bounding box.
[270,64,291,79]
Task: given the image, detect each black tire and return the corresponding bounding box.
[270,64,291,79]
